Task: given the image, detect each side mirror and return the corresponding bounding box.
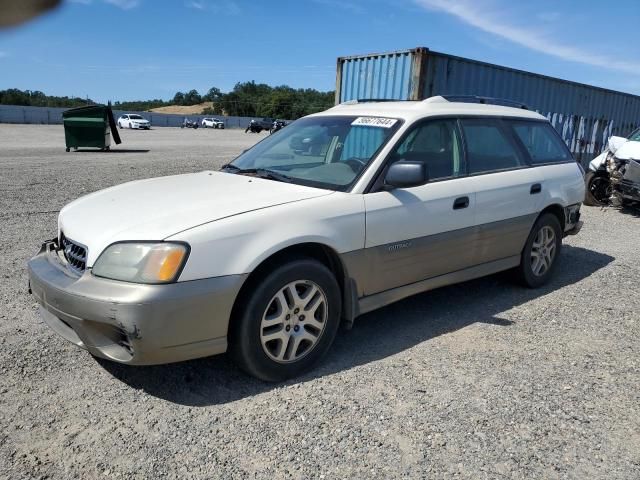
[384,160,429,189]
[608,136,627,154]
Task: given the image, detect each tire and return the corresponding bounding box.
[584,171,610,206]
[229,259,341,381]
[128,122,132,129]
[517,213,562,288]
[118,122,122,129]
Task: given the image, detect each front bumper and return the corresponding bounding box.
[28,240,247,365]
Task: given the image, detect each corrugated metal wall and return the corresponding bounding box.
[337,49,416,103]
[336,48,640,163]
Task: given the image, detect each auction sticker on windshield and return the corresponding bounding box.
[351,117,398,128]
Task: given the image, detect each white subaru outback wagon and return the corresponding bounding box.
[28,96,584,381]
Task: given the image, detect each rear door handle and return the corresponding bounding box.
[530,183,542,194]
[453,196,469,210]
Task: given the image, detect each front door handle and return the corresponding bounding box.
[530,183,542,194]
[453,196,469,210]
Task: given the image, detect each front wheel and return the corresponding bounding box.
[517,213,562,288]
[584,171,610,206]
[229,259,341,381]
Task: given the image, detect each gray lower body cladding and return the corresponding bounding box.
[342,214,537,298]
[28,244,247,365]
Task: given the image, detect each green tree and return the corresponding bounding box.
[172,91,185,105]
[184,89,202,105]
[203,87,222,102]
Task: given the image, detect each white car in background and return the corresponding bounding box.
[117,114,151,130]
[202,117,225,129]
[28,96,584,381]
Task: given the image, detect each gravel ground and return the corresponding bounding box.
[0,124,639,479]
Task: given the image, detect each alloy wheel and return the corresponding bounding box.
[260,280,327,363]
[530,225,556,276]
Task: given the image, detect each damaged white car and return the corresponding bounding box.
[585,128,640,206]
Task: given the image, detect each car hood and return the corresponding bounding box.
[59,171,333,266]
[614,140,640,161]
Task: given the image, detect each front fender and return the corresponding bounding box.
[169,193,366,282]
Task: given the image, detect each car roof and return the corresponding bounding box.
[313,96,547,123]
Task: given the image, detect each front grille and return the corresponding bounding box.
[61,235,87,273]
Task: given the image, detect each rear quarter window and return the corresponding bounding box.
[510,121,572,164]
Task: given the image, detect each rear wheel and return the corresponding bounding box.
[517,213,562,288]
[584,171,610,206]
[229,259,341,381]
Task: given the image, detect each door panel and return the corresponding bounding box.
[460,118,543,264]
[363,177,476,295]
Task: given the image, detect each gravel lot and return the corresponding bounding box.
[1,125,639,479]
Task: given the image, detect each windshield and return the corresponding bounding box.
[226,115,401,191]
[628,128,640,142]
[129,114,144,120]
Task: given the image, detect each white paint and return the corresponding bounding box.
[58,172,332,266]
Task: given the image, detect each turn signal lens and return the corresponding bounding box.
[142,246,187,283]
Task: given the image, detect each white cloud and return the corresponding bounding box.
[415,0,640,76]
[185,0,240,15]
[103,0,140,10]
[186,1,205,9]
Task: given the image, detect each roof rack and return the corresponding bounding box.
[438,95,529,109]
[341,98,413,105]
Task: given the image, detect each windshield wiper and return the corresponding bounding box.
[220,163,242,172]
[254,168,293,183]
[221,164,292,183]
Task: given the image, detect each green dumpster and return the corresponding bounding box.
[62,104,122,152]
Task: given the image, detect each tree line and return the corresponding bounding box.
[0,82,335,119]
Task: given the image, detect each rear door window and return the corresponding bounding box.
[460,119,527,174]
[510,121,572,164]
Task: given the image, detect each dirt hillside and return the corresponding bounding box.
[148,102,213,114]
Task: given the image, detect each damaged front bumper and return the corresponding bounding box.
[27,240,247,365]
[609,157,640,204]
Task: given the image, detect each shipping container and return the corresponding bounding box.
[335,47,640,162]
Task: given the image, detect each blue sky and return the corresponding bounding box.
[1,0,639,102]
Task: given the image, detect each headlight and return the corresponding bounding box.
[92,242,189,284]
